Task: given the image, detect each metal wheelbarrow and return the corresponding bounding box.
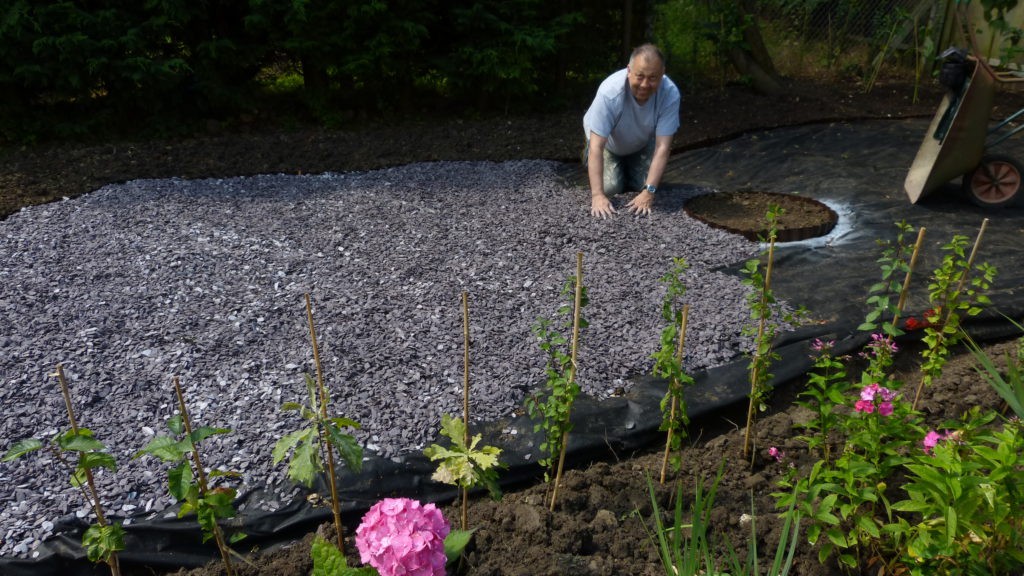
[904,50,1024,207]
[905,3,1024,208]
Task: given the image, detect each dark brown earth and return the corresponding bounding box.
[2,75,1021,576]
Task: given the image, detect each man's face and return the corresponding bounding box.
[627,56,664,105]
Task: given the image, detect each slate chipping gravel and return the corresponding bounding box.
[0,159,760,558]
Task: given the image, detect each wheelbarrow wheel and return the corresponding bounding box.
[963,154,1023,207]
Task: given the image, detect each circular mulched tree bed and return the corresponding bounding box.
[685,190,838,242]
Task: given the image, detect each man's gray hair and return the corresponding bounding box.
[629,44,666,68]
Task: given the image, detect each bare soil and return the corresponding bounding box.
[2,75,1021,576]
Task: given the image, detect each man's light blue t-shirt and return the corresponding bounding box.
[582,68,681,156]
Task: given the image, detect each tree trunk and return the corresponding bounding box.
[739,0,778,78]
[726,46,785,96]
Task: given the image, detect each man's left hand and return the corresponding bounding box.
[626,191,654,216]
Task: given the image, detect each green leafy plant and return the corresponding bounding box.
[965,324,1024,419]
[891,408,1024,574]
[858,220,917,341]
[914,223,997,408]
[741,205,804,459]
[423,414,504,501]
[135,378,245,576]
[776,379,925,570]
[652,257,696,482]
[273,374,364,488]
[274,294,365,552]
[795,338,849,462]
[645,462,800,576]
[1,365,124,575]
[525,252,587,510]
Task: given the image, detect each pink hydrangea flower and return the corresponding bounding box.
[355,498,450,576]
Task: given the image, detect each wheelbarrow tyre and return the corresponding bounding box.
[963,154,1023,208]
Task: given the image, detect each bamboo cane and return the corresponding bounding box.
[461,291,471,531]
[743,237,776,461]
[52,365,122,576]
[173,377,234,576]
[889,227,927,341]
[660,305,690,484]
[304,293,345,551]
[550,252,584,512]
[913,219,988,409]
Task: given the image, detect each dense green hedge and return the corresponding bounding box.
[0,0,640,143]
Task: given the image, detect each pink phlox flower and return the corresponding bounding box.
[922,429,960,456]
[922,430,943,455]
[811,338,835,353]
[855,383,897,415]
[356,498,450,576]
[859,383,880,402]
[864,333,899,356]
[768,446,785,462]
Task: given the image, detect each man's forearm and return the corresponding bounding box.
[645,139,672,188]
[588,146,605,197]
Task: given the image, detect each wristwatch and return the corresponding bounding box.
[643,184,656,195]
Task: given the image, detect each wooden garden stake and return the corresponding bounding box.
[743,236,776,461]
[549,252,584,512]
[888,226,927,341]
[912,219,989,409]
[660,305,690,484]
[304,293,346,551]
[461,290,471,531]
[173,377,235,576]
[52,364,123,576]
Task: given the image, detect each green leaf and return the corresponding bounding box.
[325,425,364,473]
[189,426,230,446]
[272,428,313,465]
[825,527,848,547]
[280,402,303,411]
[444,529,474,565]
[289,439,320,487]
[2,438,45,461]
[82,523,125,563]
[856,514,879,538]
[328,417,361,430]
[58,430,106,452]
[167,414,184,435]
[136,436,184,462]
[311,534,375,576]
[78,451,117,473]
[168,461,193,501]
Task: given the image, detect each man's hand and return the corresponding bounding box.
[626,190,654,216]
[591,195,616,219]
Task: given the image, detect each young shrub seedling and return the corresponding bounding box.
[795,339,849,463]
[2,365,124,575]
[741,205,803,460]
[651,257,695,483]
[914,219,997,409]
[858,221,926,384]
[422,291,505,532]
[526,252,587,511]
[423,414,505,506]
[135,377,245,576]
[274,293,364,555]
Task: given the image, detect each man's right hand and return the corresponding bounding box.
[591,195,616,219]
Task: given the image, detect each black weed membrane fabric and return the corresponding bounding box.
[6,119,1024,575]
